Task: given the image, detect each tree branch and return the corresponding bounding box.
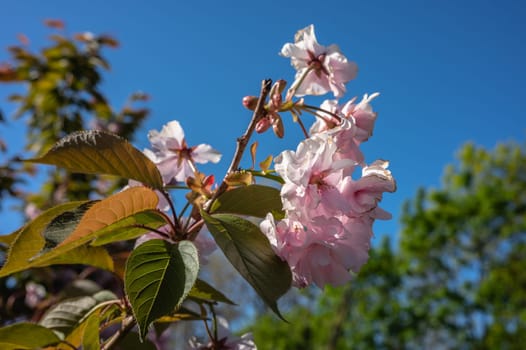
[207,79,272,208]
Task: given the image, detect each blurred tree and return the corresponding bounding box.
[0,19,149,213]
[0,20,149,324]
[249,140,526,349]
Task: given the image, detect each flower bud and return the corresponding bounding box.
[255,117,271,133]
[272,115,284,138]
[242,96,258,110]
[270,79,287,96]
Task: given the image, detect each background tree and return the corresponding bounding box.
[0,20,149,325]
[249,140,526,349]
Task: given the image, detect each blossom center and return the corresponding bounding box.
[307,50,329,77]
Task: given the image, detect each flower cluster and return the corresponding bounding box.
[260,26,396,288]
[280,24,357,98]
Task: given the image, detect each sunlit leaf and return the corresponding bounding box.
[202,212,291,318]
[27,130,163,190]
[0,201,88,277]
[125,239,199,340]
[59,187,159,246]
[28,187,164,269]
[259,155,273,173]
[154,306,204,323]
[210,184,283,218]
[90,211,167,246]
[80,310,101,350]
[42,201,95,250]
[0,229,20,247]
[1,188,162,276]
[188,279,235,305]
[0,322,61,349]
[224,171,253,187]
[250,141,258,169]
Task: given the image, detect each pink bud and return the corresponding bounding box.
[272,115,284,138]
[256,117,271,133]
[242,96,258,110]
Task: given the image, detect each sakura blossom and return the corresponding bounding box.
[339,160,396,218]
[147,120,222,184]
[188,316,256,350]
[260,213,372,288]
[281,24,357,98]
[261,91,395,288]
[275,135,354,218]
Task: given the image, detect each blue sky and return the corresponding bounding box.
[1,0,525,243]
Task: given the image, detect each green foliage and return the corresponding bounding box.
[210,184,283,217]
[0,21,149,212]
[0,187,164,277]
[0,322,61,349]
[39,290,117,337]
[249,141,526,349]
[202,212,292,318]
[124,239,199,340]
[28,130,164,190]
[188,278,236,305]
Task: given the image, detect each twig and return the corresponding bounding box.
[101,315,136,350]
[206,79,272,209]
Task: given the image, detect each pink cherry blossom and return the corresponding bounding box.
[310,102,364,166]
[275,135,354,218]
[281,25,357,98]
[260,214,366,288]
[187,316,256,350]
[148,120,221,184]
[340,92,379,143]
[339,160,396,218]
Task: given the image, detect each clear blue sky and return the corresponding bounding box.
[1,0,525,242]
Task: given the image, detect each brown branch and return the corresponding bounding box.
[101,315,136,350]
[207,79,272,209]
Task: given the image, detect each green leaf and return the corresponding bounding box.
[210,184,283,217]
[116,332,157,350]
[0,229,20,247]
[0,201,88,277]
[90,210,167,246]
[42,201,95,250]
[39,290,118,337]
[125,239,199,340]
[81,311,101,350]
[27,187,165,269]
[0,322,61,349]
[188,279,235,305]
[202,212,291,318]
[26,130,164,190]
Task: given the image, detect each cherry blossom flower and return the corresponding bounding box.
[339,160,396,218]
[281,24,357,97]
[188,316,256,350]
[339,93,380,144]
[265,112,395,288]
[260,214,365,288]
[148,120,221,184]
[310,94,380,165]
[275,135,354,217]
